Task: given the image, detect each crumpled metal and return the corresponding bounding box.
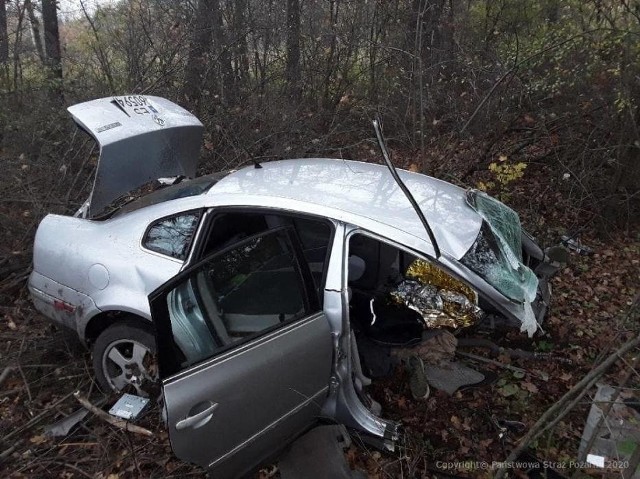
[390,259,483,329]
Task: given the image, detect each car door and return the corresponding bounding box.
[149,225,334,478]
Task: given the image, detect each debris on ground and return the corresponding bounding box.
[579,384,640,476]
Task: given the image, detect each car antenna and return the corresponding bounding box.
[372,116,441,259]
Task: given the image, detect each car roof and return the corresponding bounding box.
[209,158,482,259]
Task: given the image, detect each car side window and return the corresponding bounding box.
[163,227,312,372]
[143,212,201,260]
[200,212,333,300]
[291,217,332,298]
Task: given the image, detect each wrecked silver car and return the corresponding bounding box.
[28,96,557,477]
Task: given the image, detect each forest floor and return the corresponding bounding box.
[0,142,638,478]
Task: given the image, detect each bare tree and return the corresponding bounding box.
[42,0,63,90]
[0,0,8,64]
[233,0,249,94]
[285,0,301,100]
[209,0,235,106]
[25,0,44,63]
[183,0,214,110]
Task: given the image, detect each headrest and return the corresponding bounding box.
[348,255,366,282]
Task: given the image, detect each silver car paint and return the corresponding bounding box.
[320,223,399,448]
[29,158,532,345]
[68,96,203,217]
[29,208,184,340]
[211,158,483,260]
[162,311,333,476]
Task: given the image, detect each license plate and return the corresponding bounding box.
[113,95,158,116]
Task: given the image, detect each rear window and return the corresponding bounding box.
[112,172,229,217]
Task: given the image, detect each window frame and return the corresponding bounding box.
[141,209,203,261]
[151,225,321,379]
[189,207,336,305]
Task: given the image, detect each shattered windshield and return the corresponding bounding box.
[461,190,538,305]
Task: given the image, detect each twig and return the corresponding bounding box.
[16,363,31,403]
[1,390,76,444]
[456,351,533,376]
[73,391,153,437]
[0,439,22,462]
[462,28,604,134]
[461,67,517,134]
[35,459,95,479]
[17,337,33,403]
[494,332,640,479]
[0,366,15,387]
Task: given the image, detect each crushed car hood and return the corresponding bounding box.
[68,95,203,217]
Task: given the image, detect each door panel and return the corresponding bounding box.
[150,227,334,476]
[164,313,332,474]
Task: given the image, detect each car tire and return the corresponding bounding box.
[92,321,159,397]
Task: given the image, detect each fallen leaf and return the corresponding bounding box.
[29,435,48,445]
[450,415,462,429]
[498,383,520,397]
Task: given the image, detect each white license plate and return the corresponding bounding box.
[113,95,158,116]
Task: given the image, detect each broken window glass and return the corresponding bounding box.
[461,189,539,307]
[144,212,201,260]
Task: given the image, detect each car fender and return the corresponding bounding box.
[28,271,102,336]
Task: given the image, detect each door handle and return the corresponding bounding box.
[176,402,219,431]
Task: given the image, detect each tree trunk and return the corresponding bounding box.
[233,0,249,94]
[12,1,26,90]
[210,0,235,106]
[42,0,63,94]
[411,0,445,68]
[183,0,214,109]
[25,0,44,63]
[322,0,340,109]
[0,0,8,64]
[368,0,381,103]
[285,0,301,100]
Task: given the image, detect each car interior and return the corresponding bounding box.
[346,234,427,380]
[166,211,333,368]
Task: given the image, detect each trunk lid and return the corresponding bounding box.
[68,95,203,217]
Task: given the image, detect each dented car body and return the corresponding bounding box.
[28,96,556,478]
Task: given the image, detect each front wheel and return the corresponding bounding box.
[92,321,159,397]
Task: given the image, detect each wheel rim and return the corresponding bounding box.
[102,339,157,397]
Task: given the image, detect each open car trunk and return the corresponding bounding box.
[67,95,203,218]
